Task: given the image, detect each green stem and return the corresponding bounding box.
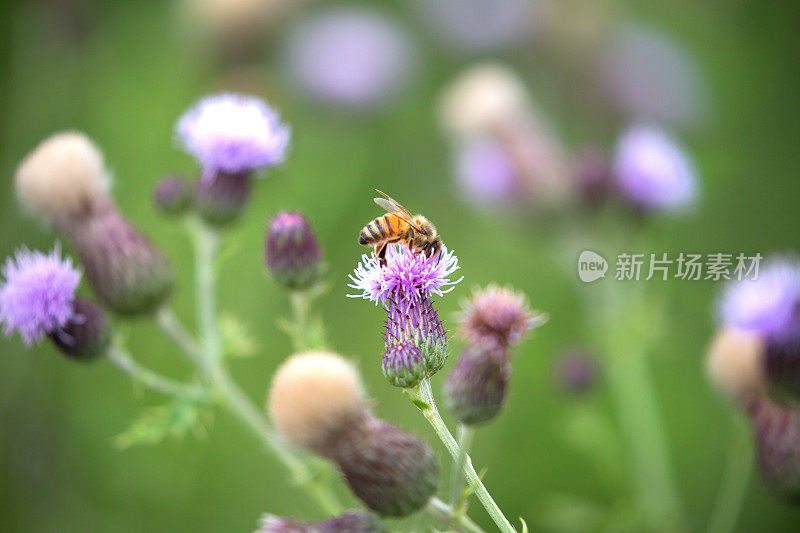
[427,496,486,533]
[107,347,209,403]
[155,307,205,367]
[451,424,475,507]
[707,417,752,533]
[409,379,517,533]
[288,290,311,352]
[187,218,343,516]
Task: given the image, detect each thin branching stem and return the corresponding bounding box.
[408,378,517,533]
[427,497,486,533]
[107,346,209,403]
[707,416,752,533]
[451,424,476,508]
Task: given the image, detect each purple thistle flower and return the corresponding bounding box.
[717,256,800,340]
[459,284,546,350]
[0,246,81,345]
[176,93,291,174]
[283,9,417,110]
[349,244,462,385]
[455,137,519,205]
[613,124,698,213]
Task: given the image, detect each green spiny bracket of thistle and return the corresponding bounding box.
[445,284,547,425]
[256,511,386,533]
[14,132,174,315]
[175,93,291,226]
[0,246,111,361]
[348,244,462,388]
[265,212,324,291]
[267,352,439,517]
[708,256,800,406]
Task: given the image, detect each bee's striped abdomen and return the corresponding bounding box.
[358,214,404,245]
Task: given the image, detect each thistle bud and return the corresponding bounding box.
[64,203,173,315]
[265,212,323,290]
[268,351,438,516]
[444,346,510,425]
[749,397,800,501]
[49,298,111,360]
[556,348,600,395]
[764,334,800,403]
[257,511,385,533]
[705,329,766,405]
[152,175,192,215]
[574,147,611,208]
[382,340,425,388]
[327,413,439,517]
[195,170,253,225]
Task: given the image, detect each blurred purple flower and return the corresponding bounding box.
[176,93,290,174]
[459,284,545,350]
[455,138,518,204]
[718,256,800,340]
[284,9,417,110]
[0,246,81,345]
[413,0,538,53]
[613,124,698,212]
[598,25,707,129]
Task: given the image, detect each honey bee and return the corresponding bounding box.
[358,190,443,266]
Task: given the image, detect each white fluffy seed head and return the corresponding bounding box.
[15,131,110,223]
[268,351,365,449]
[438,63,531,139]
[706,328,766,404]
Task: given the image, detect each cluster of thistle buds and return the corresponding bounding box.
[268,352,439,518]
[707,256,800,499]
[445,284,548,425]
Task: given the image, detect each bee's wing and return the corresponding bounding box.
[373,192,422,232]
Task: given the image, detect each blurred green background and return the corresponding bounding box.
[1,1,800,532]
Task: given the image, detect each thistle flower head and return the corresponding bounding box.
[284,8,417,110]
[0,246,81,345]
[717,256,800,340]
[176,93,291,174]
[613,124,698,213]
[268,351,365,450]
[15,131,110,223]
[348,244,461,309]
[256,511,385,533]
[459,283,546,350]
[349,245,462,384]
[265,212,323,290]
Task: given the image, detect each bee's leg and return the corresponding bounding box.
[375,243,388,266]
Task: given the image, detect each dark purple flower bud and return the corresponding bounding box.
[748,397,800,501]
[556,348,600,395]
[574,147,611,208]
[384,295,449,384]
[265,212,324,290]
[64,203,173,315]
[49,298,111,360]
[195,170,253,225]
[444,346,510,425]
[325,413,439,517]
[152,175,192,215]
[256,511,385,533]
[764,333,800,403]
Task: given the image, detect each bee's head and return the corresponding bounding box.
[412,215,437,238]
